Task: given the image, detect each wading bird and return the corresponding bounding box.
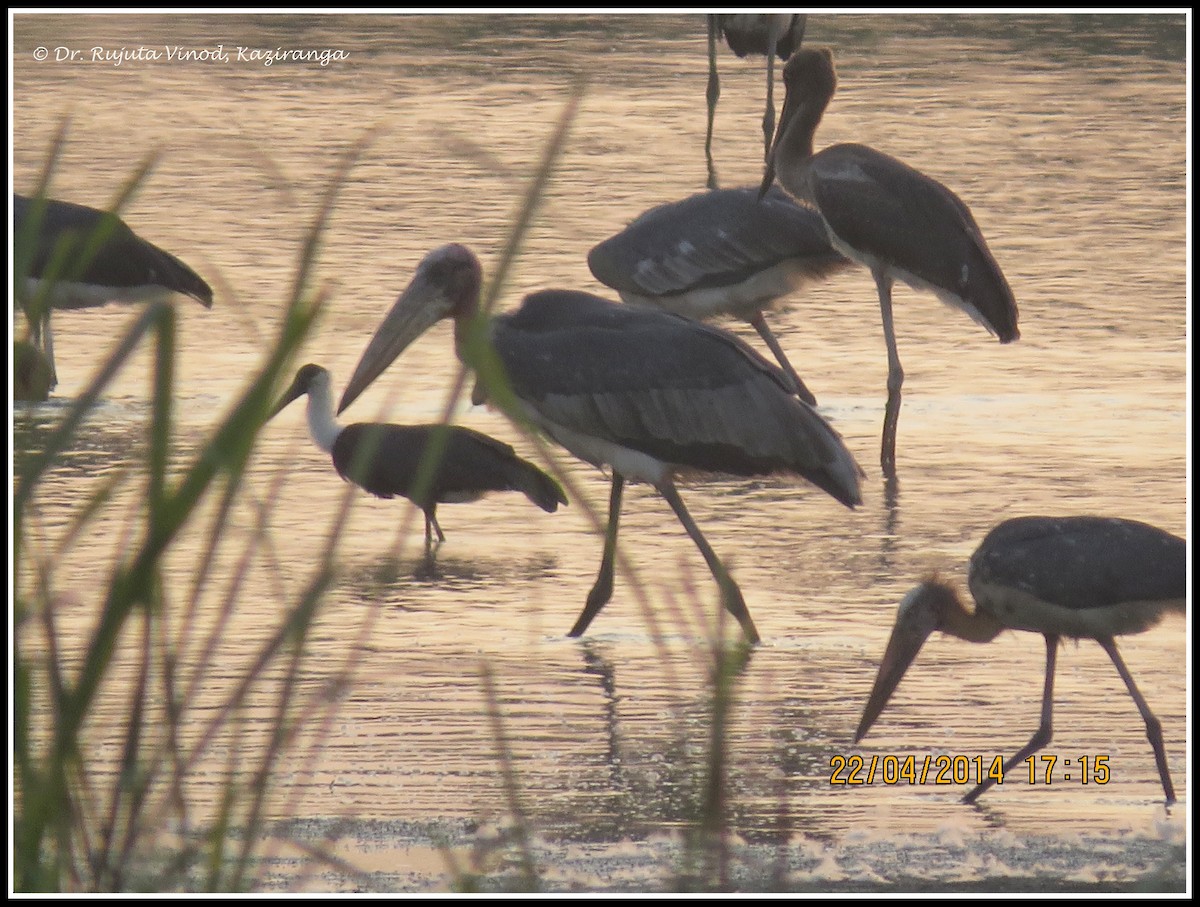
[588,185,853,405]
[12,339,54,403]
[855,515,1186,805]
[337,244,864,643]
[13,192,213,389]
[272,363,567,554]
[706,13,807,189]
[760,48,1019,475]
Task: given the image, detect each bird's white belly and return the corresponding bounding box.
[439,490,486,504]
[516,402,668,486]
[973,580,1182,638]
[621,260,811,321]
[23,277,173,311]
[821,220,993,332]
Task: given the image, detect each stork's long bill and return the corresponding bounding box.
[758,47,832,201]
[757,88,789,200]
[338,247,469,415]
[757,48,800,200]
[853,583,946,743]
[271,368,312,420]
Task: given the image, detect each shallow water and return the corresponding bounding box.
[10,12,1188,893]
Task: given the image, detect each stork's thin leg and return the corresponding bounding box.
[964,633,1058,804]
[762,17,782,160]
[28,308,43,358]
[705,15,721,191]
[43,312,58,389]
[570,474,625,638]
[791,15,808,49]
[875,270,904,477]
[747,310,817,406]
[1098,636,1177,804]
[658,478,761,644]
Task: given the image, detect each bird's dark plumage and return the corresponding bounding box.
[493,290,861,508]
[14,192,213,308]
[804,145,1018,344]
[588,185,853,403]
[332,422,567,516]
[713,13,806,60]
[13,191,213,392]
[970,515,1186,620]
[588,186,850,309]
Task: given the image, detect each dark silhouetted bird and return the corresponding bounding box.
[272,363,566,553]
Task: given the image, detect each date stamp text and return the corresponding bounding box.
[829,753,1111,787]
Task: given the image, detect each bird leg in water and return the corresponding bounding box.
[761,16,781,161]
[748,310,817,406]
[705,15,722,191]
[423,507,447,556]
[570,474,625,637]
[964,633,1059,804]
[35,312,59,389]
[1099,636,1177,804]
[876,271,905,477]
[659,478,761,644]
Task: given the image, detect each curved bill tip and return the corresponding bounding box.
[339,331,403,415]
[338,356,383,416]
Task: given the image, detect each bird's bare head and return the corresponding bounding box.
[271,363,329,419]
[782,47,837,101]
[338,244,482,414]
[854,579,961,744]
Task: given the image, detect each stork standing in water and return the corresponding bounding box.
[337,244,864,643]
[588,185,853,405]
[855,515,1186,805]
[272,363,567,555]
[13,192,214,389]
[760,48,1019,476]
[706,13,807,189]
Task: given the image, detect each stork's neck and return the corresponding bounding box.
[773,98,825,198]
[453,311,472,364]
[446,246,485,366]
[452,308,492,372]
[304,377,342,454]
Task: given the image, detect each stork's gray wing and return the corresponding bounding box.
[968,515,1186,613]
[809,145,1017,340]
[492,290,862,507]
[14,193,213,306]
[588,186,847,300]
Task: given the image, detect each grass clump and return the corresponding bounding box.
[12,131,367,892]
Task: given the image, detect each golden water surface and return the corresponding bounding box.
[11,12,1188,893]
